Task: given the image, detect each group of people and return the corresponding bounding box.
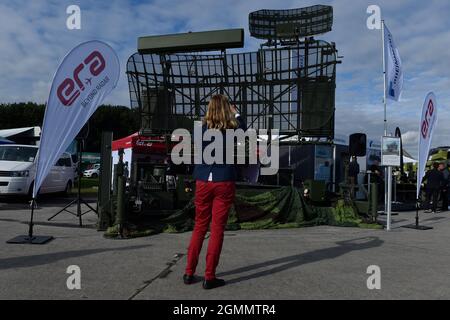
[423,162,450,213]
[350,156,450,214]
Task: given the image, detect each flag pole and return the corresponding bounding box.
[28,197,36,240]
[382,20,387,136]
[381,19,392,230]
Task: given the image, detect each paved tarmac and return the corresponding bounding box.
[1,196,450,300]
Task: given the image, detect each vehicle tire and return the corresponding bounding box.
[91,173,98,179]
[63,181,72,196]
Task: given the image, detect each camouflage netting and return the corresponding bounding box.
[104,186,380,238]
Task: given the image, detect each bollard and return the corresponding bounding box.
[115,149,126,237]
[116,173,126,237]
[97,131,113,231]
[370,182,378,223]
[113,164,119,197]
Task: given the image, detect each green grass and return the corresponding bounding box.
[70,178,99,195]
[78,177,99,188]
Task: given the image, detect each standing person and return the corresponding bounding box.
[184,94,246,290]
[439,163,449,212]
[423,162,444,213]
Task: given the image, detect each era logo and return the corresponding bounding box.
[421,100,434,139]
[66,5,81,30]
[66,265,81,290]
[366,265,381,290]
[57,51,106,106]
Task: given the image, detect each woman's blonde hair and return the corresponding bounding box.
[204,94,238,130]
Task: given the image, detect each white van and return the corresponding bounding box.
[0,144,75,196]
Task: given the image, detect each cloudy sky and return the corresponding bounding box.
[1,0,449,156]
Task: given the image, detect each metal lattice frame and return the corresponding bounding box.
[249,5,333,42]
[127,38,338,139]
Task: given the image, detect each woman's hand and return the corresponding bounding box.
[230,104,238,114]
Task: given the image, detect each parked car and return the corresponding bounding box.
[83,163,100,178]
[0,144,75,197]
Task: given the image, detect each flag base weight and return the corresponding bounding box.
[6,198,54,245]
[7,235,54,244]
[378,211,399,216]
[402,224,433,231]
[401,198,433,231]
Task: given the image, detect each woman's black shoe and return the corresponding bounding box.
[203,278,226,290]
[183,274,195,285]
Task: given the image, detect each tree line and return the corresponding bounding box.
[0,102,140,152]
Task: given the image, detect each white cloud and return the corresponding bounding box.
[402,130,419,147]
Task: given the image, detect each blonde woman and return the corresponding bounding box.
[184,94,246,290]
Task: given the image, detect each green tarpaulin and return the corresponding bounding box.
[105,186,380,238]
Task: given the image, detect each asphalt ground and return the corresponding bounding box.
[1,196,450,300]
